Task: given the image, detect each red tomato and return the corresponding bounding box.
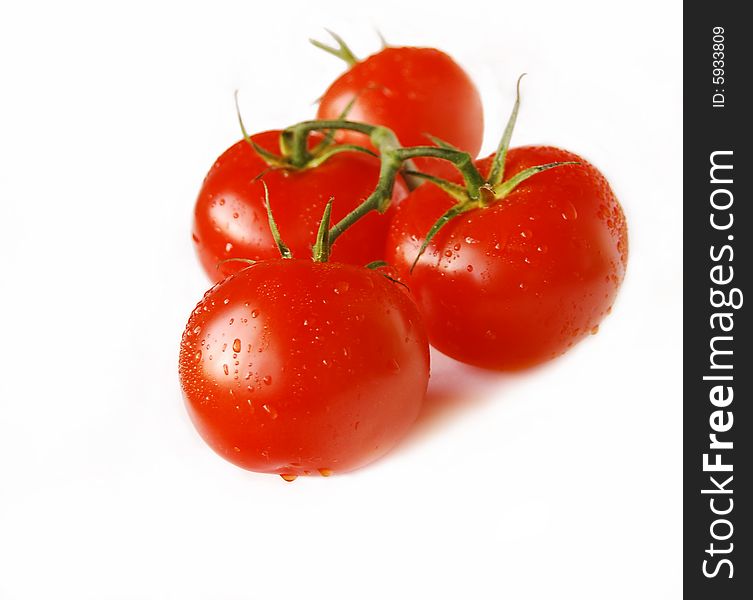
[317,47,484,178]
[386,146,628,370]
[192,130,408,281]
[178,259,430,478]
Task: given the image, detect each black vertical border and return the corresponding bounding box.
[684,2,751,598]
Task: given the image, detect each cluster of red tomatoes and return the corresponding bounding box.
[178,34,628,480]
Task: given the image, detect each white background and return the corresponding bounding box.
[0,1,682,598]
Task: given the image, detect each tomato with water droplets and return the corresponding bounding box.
[178,259,429,478]
[386,146,628,370]
[317,46,483,178]
[192,130,408,281]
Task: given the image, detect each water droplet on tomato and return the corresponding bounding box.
[262,375,272,385]
[223,364,229,375]
[389,359,401,373]
[466,264,474,272]
[444,249,453,257]
[251,309,259,318]
[232,212,239,219]
[318,468,333,477]
[219,198,225,205]
[561,201,578,221]
[280,474,297,482]
[262,403,277,418]
[192,233,199,243]
[193,350,202,363]
[590,325,600,335]
[520,229,532,239]
[333,281,350,294]
[193,325,201,335]
[233,338,242,353]
[225,242,233,252]
[223,298,229,305]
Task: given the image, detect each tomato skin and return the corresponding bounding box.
[178,259,430,476]
[317,47,484,178]
[386,146,628,370]
[192,130,408,281]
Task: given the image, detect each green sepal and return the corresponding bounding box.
[423,133,459,151]
[365,260,389,270]
[375,29,389,48]
[234,90,287,168]
[401,169,469,203]
[310,30,358,67]
[381,273,409,290]
[310,95,360,155]
[410,203,476,272]
[250,141,288,167]
[491,161,579,198]
[261,181,292,259]
[312,198,335,262]
[306,144,378,169]
[364,260,409,289]
[487,73,526,186]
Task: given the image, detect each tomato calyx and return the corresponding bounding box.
[230,77,577,273]
[309,29,359,67]
[408,75,580,270]
[308,29,390,68]
[259,180,353,267]
[245,177,406,284]
[233,91,376,172]
[257,180,378,270]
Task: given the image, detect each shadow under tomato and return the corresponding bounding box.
[398,347,511,448]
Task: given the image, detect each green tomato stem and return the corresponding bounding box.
[394,146,485,198]
[279,119,486,259]
[328,152,402,245]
